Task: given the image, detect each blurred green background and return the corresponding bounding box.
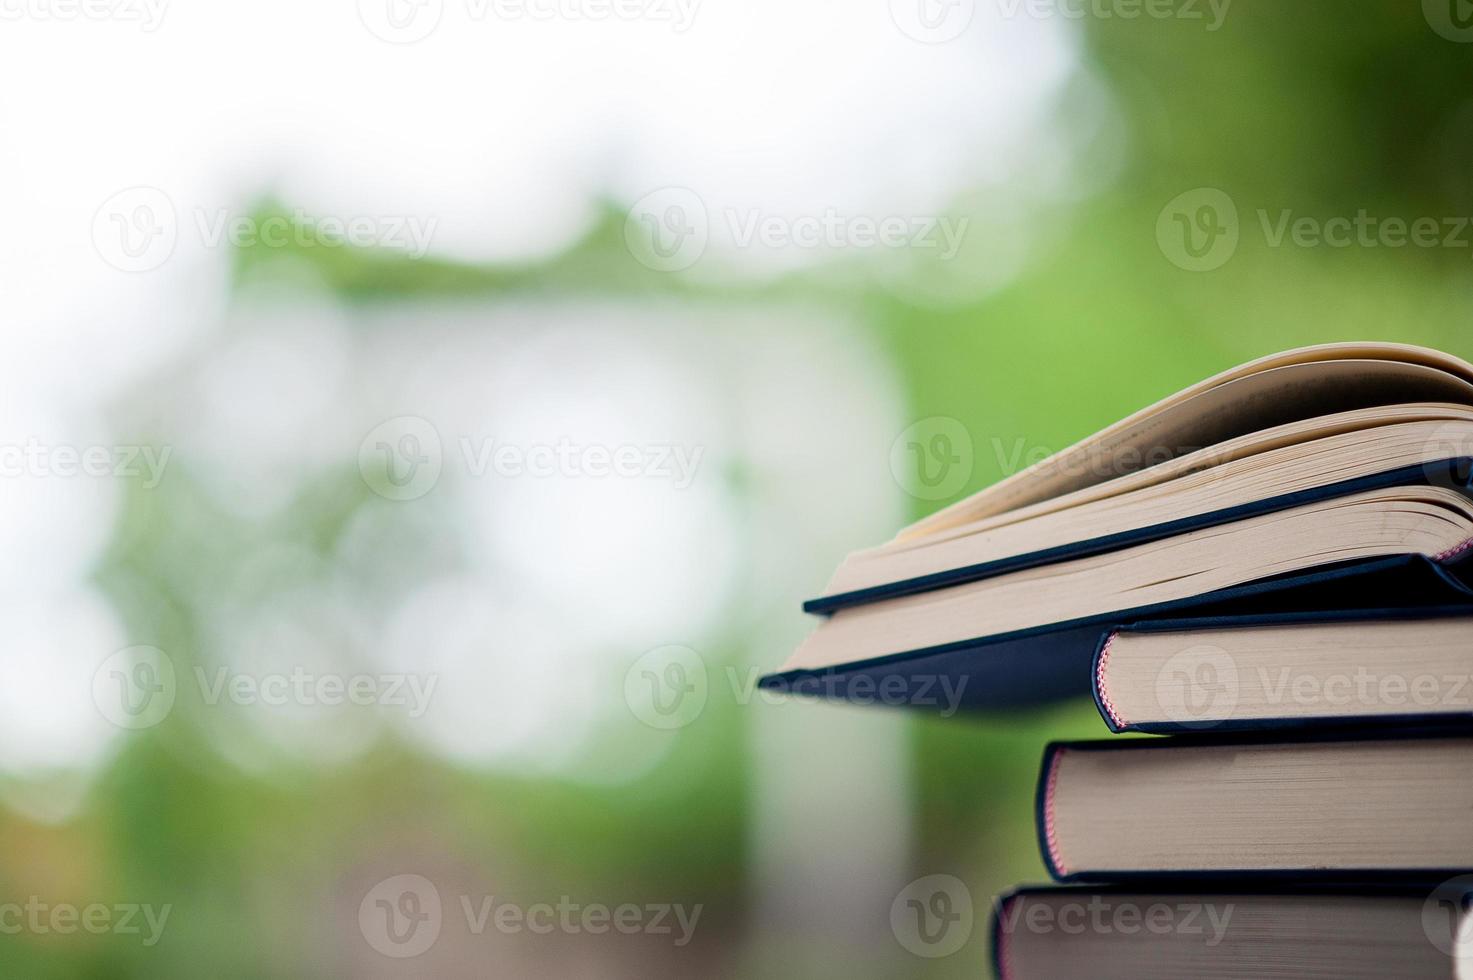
[4,1,1473,977]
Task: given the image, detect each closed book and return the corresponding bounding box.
[1036,732,1473,882]
[1092,608,1473,734]
[992,885,1473,980]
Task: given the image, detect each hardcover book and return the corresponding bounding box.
[1091,609,1473,733]
[992,886,1472,979]
[1036,732,1473,882]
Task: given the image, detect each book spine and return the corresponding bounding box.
[1033,744,1070,882]
[990,890,1020,980]
[1089,629,1129,734]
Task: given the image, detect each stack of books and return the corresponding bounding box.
[762,342,1473,977]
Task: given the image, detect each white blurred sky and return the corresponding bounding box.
[0,0,1093,817]
[0,0,1081,388]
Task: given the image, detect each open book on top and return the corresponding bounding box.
[762,343,1473,710]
